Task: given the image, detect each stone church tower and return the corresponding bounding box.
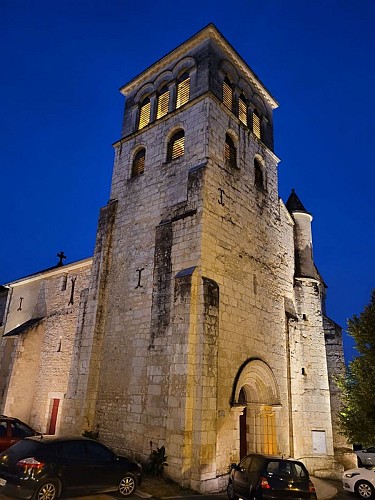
[0,23,353,493]
[53,24,347,490]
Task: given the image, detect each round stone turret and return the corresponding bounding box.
[286,189,317,279]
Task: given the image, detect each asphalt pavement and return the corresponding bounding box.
[0,476,341,500]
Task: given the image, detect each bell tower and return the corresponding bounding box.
[60,24,346,491]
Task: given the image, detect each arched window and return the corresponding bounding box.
[238,94,248,126]
[138,98,151,130]
[225,134,236,168]
[252,110,261,139]
[132,148,145,177]
[167,130,185,161]
[254,158,264,189]
[176,72,190,109]
[156,85,170,119]
[222,77,233,111]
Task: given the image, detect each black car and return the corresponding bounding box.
[227,453,317,499]
[0,435,142,500]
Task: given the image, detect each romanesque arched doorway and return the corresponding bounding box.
[232,359,281,457]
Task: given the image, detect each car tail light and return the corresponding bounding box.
[17,457,44,469]
[309,480,316,493]
[260,476,271,489]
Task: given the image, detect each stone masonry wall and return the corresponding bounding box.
[199,96,293,482]
[1,260,91,431]
[86,97,207,462]
[324,315,356,469]
[60,201,117,435]
[291,279,335,473]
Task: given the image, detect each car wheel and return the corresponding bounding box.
[355,480,375,499]
[227,481,237,500]
[118,473,137,497]
[358,457,363,467]
[33,480,59,500]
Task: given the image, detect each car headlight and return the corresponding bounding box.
[344,473,360,478]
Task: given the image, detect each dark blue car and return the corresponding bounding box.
[0,435,142,500]
[227,453,317,499]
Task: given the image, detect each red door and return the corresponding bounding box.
[48,399,60,434]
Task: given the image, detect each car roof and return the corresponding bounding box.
[26,435,99,445]
[0,416,25,423]
[243,453,306,463]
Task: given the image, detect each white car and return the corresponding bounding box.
[343,467,375,498]
[356,448,375,467]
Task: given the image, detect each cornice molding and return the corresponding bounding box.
[120,24,278,109]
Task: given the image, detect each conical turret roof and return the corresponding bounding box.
[285,189,312,216]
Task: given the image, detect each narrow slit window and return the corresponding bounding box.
[239,95,248,126]
[222,77,233,111]
[176,73,190,109]
[254,158,264,189]
[253,111,261,139]
[132,148,146,177]
[156,86,170,119]
[167,130,185,161]
[138,98,151,130]
[225,134,236,168]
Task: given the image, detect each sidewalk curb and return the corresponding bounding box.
[311,477,338,500]
[135,491,153,498]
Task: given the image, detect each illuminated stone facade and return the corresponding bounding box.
[0,24,355,492]
[0,259,91,433]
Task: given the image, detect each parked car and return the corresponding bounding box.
[0,415,39,453]
[0,435,142,499]
[343,466,375,498]
[356,447,375,467]
[227,453,317,499]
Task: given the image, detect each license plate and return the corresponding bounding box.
[0,478,6,486]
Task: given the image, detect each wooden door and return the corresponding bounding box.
[48,398,60,434]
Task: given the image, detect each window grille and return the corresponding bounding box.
[156,87,170,119]
[225,134,236,168]
[238,95,248,126]
[254,158,264,189]
[167,130,185,161]
[138,99,151,130]
[223,78,233,111]
[132,149,145,177]
[176,75,190,109]
[253,111,261,139]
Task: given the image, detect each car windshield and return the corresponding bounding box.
[266,460,308,478]
[11,422,34,438]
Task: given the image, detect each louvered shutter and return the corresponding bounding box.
[239,97,248,126]
[138,100,151,130]
[168,131,185,161]
[225,135,236,168]
[132,149,145,176]
[157,89,169,119]
[253,112,261,139]
[223,79,233,111]
[176,77,190,108]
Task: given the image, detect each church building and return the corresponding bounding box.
[0,25,353,492]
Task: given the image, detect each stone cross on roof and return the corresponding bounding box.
[57,251,66,266]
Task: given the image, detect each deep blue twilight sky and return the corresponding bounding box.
[1,1,374,362]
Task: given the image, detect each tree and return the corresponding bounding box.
[338,290,375,446]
